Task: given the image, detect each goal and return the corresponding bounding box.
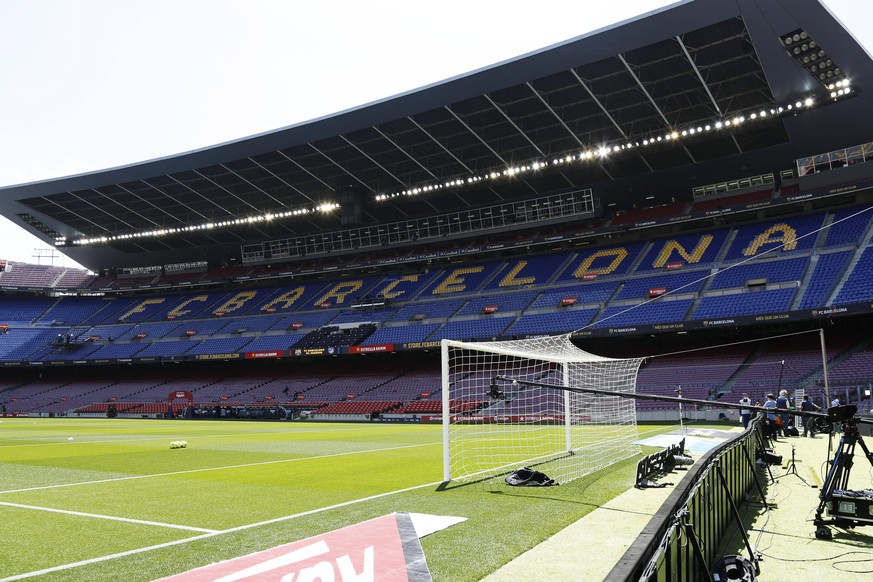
[441,335,644,485]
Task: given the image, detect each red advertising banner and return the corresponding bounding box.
[291,321,304,329]
[420,414,590,423]
[348,344,394,354]
[582,273,597,280]
[648,287,667,297]
[155,513,430,582]
[244,350,284,359]
[483,305,499,313]
[561,297,578,306]
[665,261,683,270]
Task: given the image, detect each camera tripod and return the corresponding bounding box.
[813,413,873,540]
[773,444,813,487]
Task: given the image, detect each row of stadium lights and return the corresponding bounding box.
[65,203,339,246]
[375,88,853,202]
[63,85,852,247]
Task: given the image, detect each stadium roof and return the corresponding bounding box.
[2,0,872,272]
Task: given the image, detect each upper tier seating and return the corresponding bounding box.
[692,288,797,319]
[707,257,809,290]
[526,282,618,308]
[554,242,647,283]
[454,290,539,316]
[823,206,873,247]
[614,271,708,300]
[595,299,693,328]
[361,323,441,345]
[833,246,873,306]
[428,317,514,342]
[722,214,825,261]
[798,251,852,309]
[482,253,572,291]
[505,308,599,336]
[633,231,728,273]
[4,202,873,367]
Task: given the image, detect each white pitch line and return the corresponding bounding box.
[0,478,444,582]
[1,426,669,581]
[0,424,401,448]
[0,501,217,533]
[0,441,438,495]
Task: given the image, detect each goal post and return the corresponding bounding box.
[441,335,645,485]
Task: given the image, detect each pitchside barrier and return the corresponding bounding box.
[635,437,685,487]
[608,414,768,581]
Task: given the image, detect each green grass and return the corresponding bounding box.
[0,418,687,581]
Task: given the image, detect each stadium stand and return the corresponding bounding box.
[4,3,873,579]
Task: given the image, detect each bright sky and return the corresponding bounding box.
[0,0,867,271]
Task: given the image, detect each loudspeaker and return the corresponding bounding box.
[337,184,366,226]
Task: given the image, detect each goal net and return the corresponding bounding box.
[441,335,644,485]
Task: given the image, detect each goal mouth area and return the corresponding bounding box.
[441,337,644,486]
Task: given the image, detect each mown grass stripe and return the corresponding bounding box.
[0,479,442,581]
[0,441,437,495]
[0,501,218,533]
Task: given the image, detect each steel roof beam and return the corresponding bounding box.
[246,157,317,206]
[482,93,546,159]
[676,35,743,154]
[273,150,332,204]
[617,53,697,164]
[306,142,371,191]
[443,105,507,166]
[219,163,287,209]
[111,183,180,227]
[156,176,225,221]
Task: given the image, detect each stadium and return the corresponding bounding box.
[2,0,873,579]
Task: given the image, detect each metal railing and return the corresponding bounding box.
[608,415,769,581]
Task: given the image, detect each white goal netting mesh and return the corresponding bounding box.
[441,335,644,485]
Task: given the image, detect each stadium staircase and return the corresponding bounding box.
[792,253,819,310]
[718,344,764,397]
[827,238,873,307]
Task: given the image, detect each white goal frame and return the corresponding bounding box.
[441,336,644,485]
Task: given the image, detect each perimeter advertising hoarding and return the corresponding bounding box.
[155,513,431,582]
[244,350,286,359]
[348,344,394,354]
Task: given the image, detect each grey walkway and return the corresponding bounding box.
[483,428,873,581]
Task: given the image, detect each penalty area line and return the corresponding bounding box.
[0,479,444,582]
[0,501,217,533]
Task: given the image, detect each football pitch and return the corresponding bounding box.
[0,418,676,581]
